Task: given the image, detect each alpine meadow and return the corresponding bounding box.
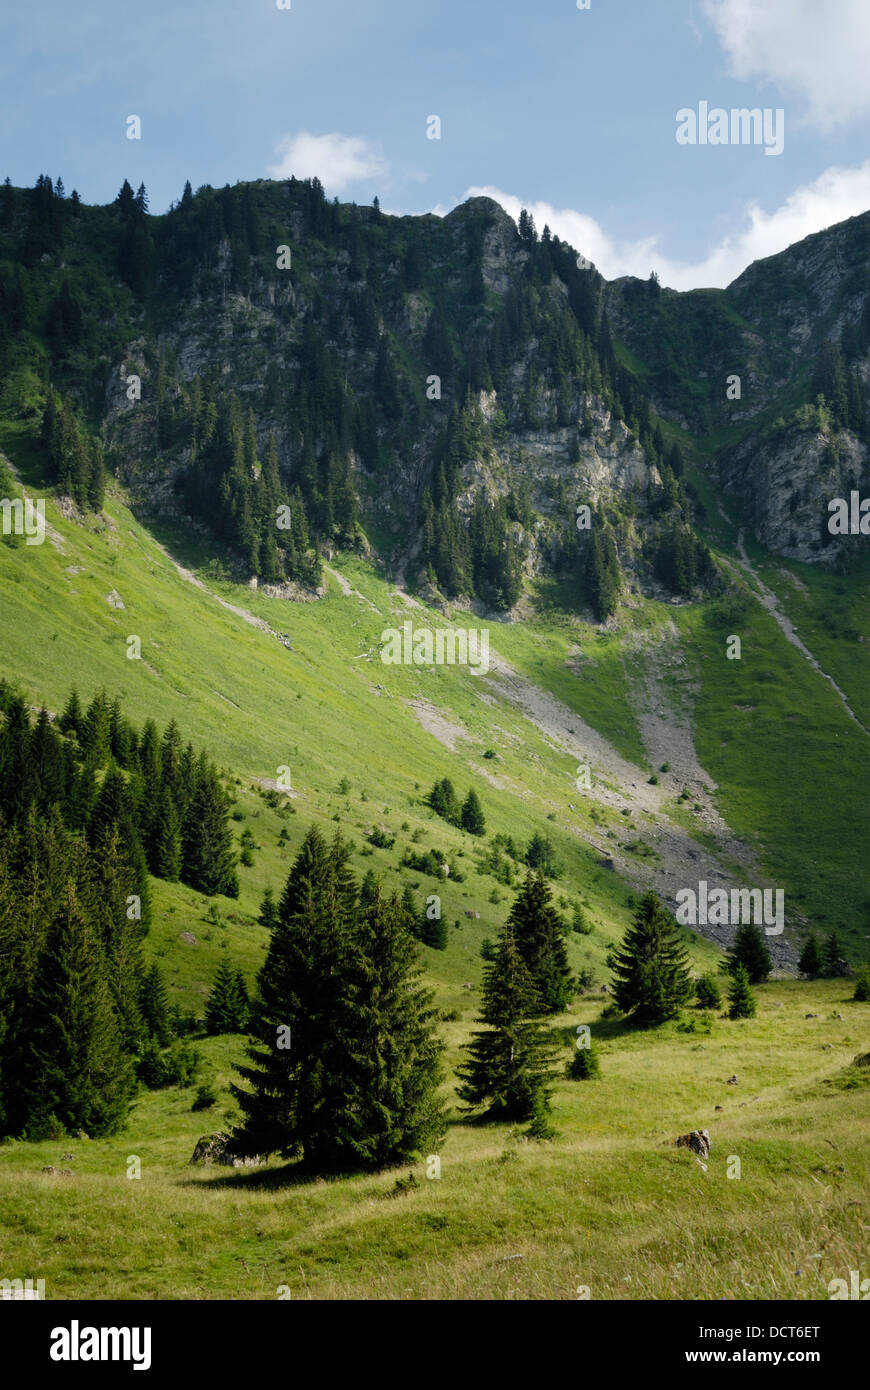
[0,0,868,1336]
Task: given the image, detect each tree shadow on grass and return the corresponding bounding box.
[180,1160,335,1193]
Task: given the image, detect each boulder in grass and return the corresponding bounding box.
[189,1133,261,1168]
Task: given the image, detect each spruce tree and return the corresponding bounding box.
[20,882,134,1138]
[728,964,756,1020]
[420,911,448,950]
[852,964,870,1002]
[823,929,847,978]
[611,890,693,1024]
[139,962,171,1045]
[151,785,181,880]
[58,687,83,739]
[339,888,446,1169]
[727,921,772,984]
[460,787,486,836]
[258,886,279,932]
[798,933,823,979]
[231,826,355,1162]
[566,1038,601,1079]
[695,973,722,1010]
[205,959,249,1034]
[181,766,239,897]
[456,922,557,1121]
[506,870,573,1014]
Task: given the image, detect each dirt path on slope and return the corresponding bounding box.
[725,531,869,736]
[147,537,294,650]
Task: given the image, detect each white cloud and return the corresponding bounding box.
[454,165,870,291]
[268,132,387,192]
[702,0,870,130]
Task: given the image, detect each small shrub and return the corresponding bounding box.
[392,1172,419,1196]
[567,1042,601,1079]
[695,974,722,1009]
[852,963,870,1002]
[192,1083,217,1112]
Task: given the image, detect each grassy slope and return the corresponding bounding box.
[0,985,866,1300]
[1,433,869,1300]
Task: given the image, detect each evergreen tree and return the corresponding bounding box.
[823,929,847,978]
[566,1038,601,1079]
[151,784,182,881]
[852,963,870,1002]
[506,870,573,1014]
[420,911,448,950]
[20,883,134,1138]
[181,766,239,897]
[339,888,446,1169]
[427,776,461,825]
[695,973,722,1009]
[460,787,486,836]
[139,962,172,1046]
[727,921,772,985]
[57,688,83,738]
[231,826,356,1162]
[728,964,756,1020]
[611,890,693,1024]
[204,959,250,1034]
[798,933,823,979]
[456,921,557,1121]
[258,886,279,932]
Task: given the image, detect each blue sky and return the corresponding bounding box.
[2,0,869,288]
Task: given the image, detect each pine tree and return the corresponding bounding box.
[695,973,722,1009]
[427,776,461,825]
[205,959,250,1034]
[727,921,772,985]
[338,888,446,1169]
[852,964,870,1002]
[87,438,105,511]
[460,787,486,836]
[85,825,145,1052]
[258,886,279,932]
[823,929,847,978]
[798,933,823,979]
[728,964,756,1020]
[20,882,134,1138]
[151,785,181,881]
[58,688,83,738]
[566,1038,601,1079]
[139,962,171,1045]
[611,890,693,1024]
[420,911,448,950]
[506,870,573,1014]
[456,922,557,1121]
[231,826,354,1162]
[181,766,239,897]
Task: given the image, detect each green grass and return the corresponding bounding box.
[0,981,866,1299]
[1,427,869,1300]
